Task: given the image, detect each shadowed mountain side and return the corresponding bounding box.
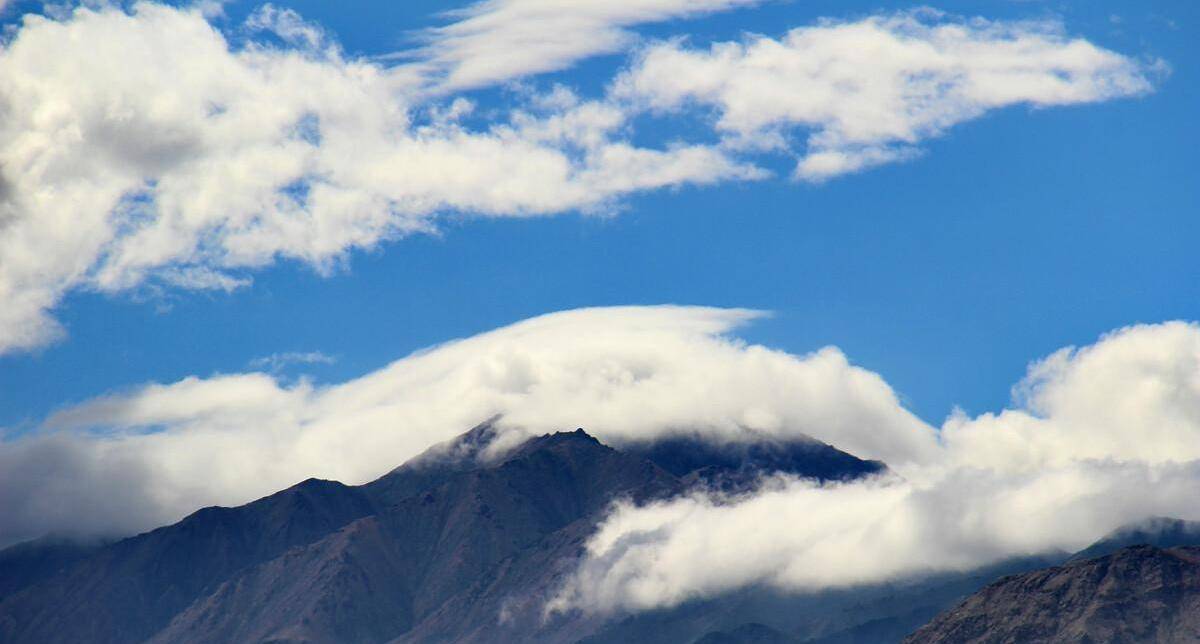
[624,433,887,494]
[149,516,414,644]
[0,535,110,601]
[0,478,377,643]
[696,623,796,643]
[904,545,1200,644]
[151,430,681,644]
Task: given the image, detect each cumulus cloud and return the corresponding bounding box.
[0,4,1157,355]
[614,11,1160,180]
[407,0,759,92]
[0,305,933,547]
[550,321,1200,615]
[0,3,754,355]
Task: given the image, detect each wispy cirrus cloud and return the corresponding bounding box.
[247,351,336,372]
[404,0,761,92]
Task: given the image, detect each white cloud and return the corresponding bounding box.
[0,5,1156,355]
[0,305,933,547]
[407,0,760,92]
[6,308,1200,616]
[0,3,753,355]
[550,321,1200,615]
[244,4,329,52]
[550,460,1200,614]
[613,12,1159,180]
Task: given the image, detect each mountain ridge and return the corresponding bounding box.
[904,544,1200,643]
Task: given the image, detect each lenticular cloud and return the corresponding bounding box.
[0,305,931,547]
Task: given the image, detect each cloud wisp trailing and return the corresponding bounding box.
[0,2,1158,356]
[405,0,761,92]
[246,350,336,372]
[550,321,1200,615]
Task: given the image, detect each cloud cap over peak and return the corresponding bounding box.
[0,305,933,547]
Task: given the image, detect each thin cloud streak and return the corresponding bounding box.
[404,0,761,92]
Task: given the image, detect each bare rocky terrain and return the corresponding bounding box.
[906,545,1200,644]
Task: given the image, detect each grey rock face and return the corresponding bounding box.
[904,545,1200,644]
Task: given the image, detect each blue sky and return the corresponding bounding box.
[0,0,1195,433]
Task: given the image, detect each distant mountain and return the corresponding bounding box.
[1069,516,1200,562]
[904,545,1200,643]
[0,535,110,601]
[695,623,796,643]
[0,422,885,643]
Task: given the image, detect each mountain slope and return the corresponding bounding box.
[1069,516,1200,562]
[0,535,109,601]
[0,477,377,643]
[904,545,1200,644]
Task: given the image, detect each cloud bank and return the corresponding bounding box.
[0,3,1156,355]
[550,321,1200,614]
[5,304,1200,613]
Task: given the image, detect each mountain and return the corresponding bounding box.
[1069,516,1200,562]
[695,623,796,643]
[623,433,885,494]
[0,422,884,643]
[904,545,1200,643]
[0,535,110,601]
[0,477,379,643]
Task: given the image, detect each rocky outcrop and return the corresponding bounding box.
[904,545,1200,644]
